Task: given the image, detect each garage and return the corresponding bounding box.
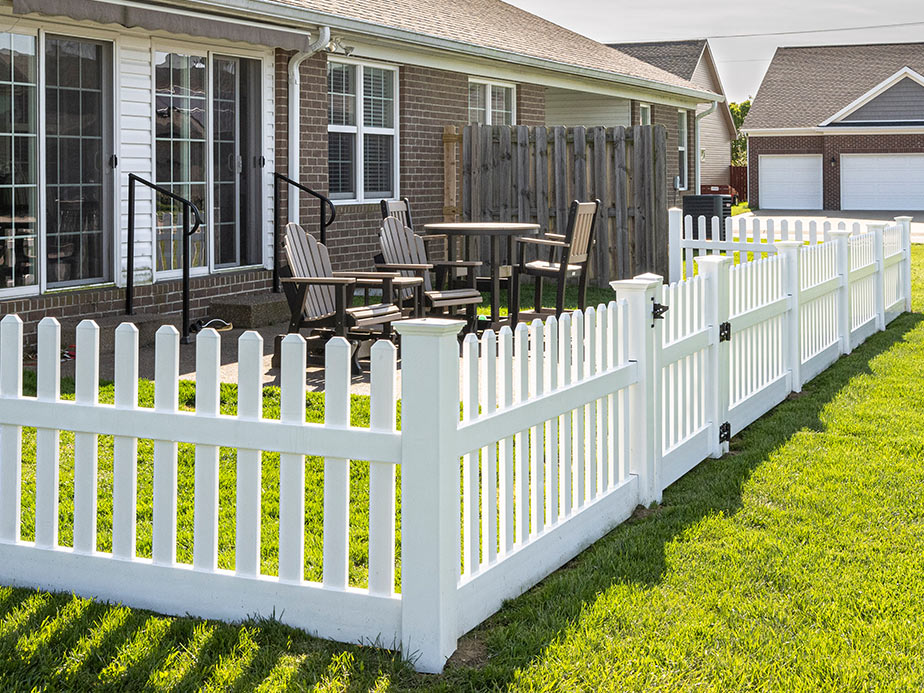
[758,155,823,209]
[841,154,924,210]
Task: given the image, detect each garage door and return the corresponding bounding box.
[759,155,823,209]
[841,154,924,210]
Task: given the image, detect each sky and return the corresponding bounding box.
[504,0,924,102]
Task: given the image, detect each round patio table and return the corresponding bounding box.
[423,222,540,324]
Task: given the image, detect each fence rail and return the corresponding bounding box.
[0,215,912,673]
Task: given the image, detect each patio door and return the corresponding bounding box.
[45,36,113,286]
[212,55,261,269]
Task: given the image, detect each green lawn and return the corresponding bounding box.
[2,249,924,690]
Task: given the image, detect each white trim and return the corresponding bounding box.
[677,109,688,191]
[745,125,924,137]
[467,77,516,125]
[820,67,924,126]
[327,56,400,205]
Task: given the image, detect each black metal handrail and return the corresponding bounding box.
[126,173,204,344]
[273,172,336,292]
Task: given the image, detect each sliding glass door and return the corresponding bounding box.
[45,36,112,286]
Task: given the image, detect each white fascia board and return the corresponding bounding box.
[819,66,924,126]
[346,35,705,107]
[744,125,924,136]
[158,0,719,103]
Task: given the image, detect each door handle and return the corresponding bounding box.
[109,154,118,169]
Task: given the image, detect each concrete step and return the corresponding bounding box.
[210,291,289,329]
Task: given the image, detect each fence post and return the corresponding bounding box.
[609,273,663,504]
[868,223,886,331]
[668,207,682,283]
[394,318,465,674]
[895,216,913,312]
[693,256,732,455]
[775,242,803,393]
[828,230,852,355]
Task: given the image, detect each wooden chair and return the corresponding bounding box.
[377,217,483,330]
[281,222,417,367]
[510,200,600,327]
[380,198,415,231]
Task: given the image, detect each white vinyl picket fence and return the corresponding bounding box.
[0,217,911,673]
[668,208,915,284]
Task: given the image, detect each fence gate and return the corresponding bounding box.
[443,124,669,285]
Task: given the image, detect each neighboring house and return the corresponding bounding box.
[0,0,719,331]
[608,39,737,193]
[743,42,924,211]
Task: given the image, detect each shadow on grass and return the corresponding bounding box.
[0,314,920,692]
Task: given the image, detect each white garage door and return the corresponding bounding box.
[759,155,823,209]
[841,154,924,210]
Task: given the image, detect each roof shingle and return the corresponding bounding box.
[606,39,706,81]
[743,42,924,130]
[274,0,713,95]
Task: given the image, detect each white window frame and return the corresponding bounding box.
[327,57,400,205]
[677,109,688,191]
[639,103,651,126]
[468,78,517,125]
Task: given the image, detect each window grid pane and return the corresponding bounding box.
[0,32,37,290]
[155,52,208,272]
[490,85,513,126]
[468,83,486,124]
[363,134,393,198]
[328,131,355,199]
[328,62,356,126]
[363,67,393,128]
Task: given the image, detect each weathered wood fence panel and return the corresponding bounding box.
[443,124,669,285]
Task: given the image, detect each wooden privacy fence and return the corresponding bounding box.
[730,165,747,201]
[0,220,910,673]
[443,124,669,285]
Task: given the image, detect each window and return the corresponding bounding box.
[327,60,398,202]
[0,32,38,292]
[468,79,515,125]
[677,109,688,190]
[639,103,651,126]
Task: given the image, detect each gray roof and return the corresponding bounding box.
[606,39,706,81]
[743,42,924,130]
[274,0,715,96]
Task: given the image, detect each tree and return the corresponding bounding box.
[730,100,750,167]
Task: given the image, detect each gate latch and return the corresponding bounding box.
[719,321,732,342]
[652,302,669,321]
[719,422,732,444]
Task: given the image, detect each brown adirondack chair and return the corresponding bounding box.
[377,217,483,330]
[380,198,415,231]
[281,222,418,367]
[510,200,600,327]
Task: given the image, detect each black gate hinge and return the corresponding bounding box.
[719,422,731,444]
[652,302,669,321]
[719,321,732,342]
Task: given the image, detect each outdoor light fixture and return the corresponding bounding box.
[328,36,355,56]
[830,156,837,167]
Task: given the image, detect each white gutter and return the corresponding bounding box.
[168,0,721,104]
[288,26,330,224]
[694,100,718,192]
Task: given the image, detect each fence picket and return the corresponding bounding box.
[73,320,99,554]
[0,315,22,542]
[369,340,398,594]
[498,326,515,553]
[481,330,498,564]
[514,323,529,544]
[35,317,61,549]
[529,320,544,536]
[112,324,139,560]
[573,309,585,507]
[193,328,220,571]
[545,317,559,523]
[152,325,179,565]
[559,313,573,516]
[462,333,480,574]
[324,337,352,589]
[235,331,263,578]
[278,334,306,583]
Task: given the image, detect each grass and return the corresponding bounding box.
[732,201,751,216]
[3,249,924,689]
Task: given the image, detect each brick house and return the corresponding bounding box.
[609,39,736,192]
[0,0,719,334]
[743,42,924,211]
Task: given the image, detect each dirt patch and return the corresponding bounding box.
[446,634,489,669]
[629,504,660,522]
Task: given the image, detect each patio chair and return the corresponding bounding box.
[380,198,450,282]
[509,199,600,327]
[281,222,417,368]
[376,216,483,331]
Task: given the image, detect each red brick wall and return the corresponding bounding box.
[632,101,696,208]
[747,133,924,209]
[517,83,546,126]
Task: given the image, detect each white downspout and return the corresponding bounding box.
[694,100,718,193]
[288,26,331,223]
